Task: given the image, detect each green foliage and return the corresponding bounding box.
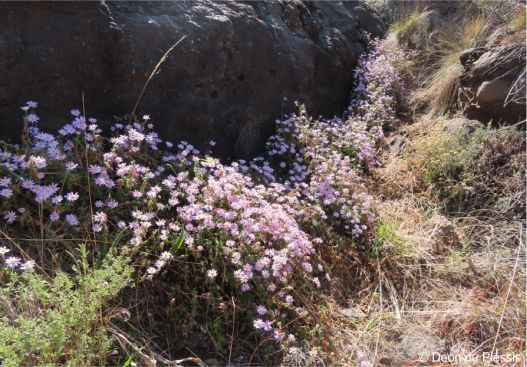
[408,121,525,215]
[0,251,132,367]
[372,221,409,257]
[169,227,186,255]
[423,127,487,187]
[407,122,487,197]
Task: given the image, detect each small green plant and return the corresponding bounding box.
[407,118,525,215]
[372,221,407,257]
[408,120,487,194]
[0,248,132,367]
[426,129,487,193]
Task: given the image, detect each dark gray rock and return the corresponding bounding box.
[0,1,383,159]
[459,44,526,125]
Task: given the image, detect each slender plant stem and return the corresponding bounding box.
[129,35,187,122]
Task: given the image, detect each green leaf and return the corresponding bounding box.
[122,353,137,367]
[170,227,186,254]
[111,228,128,250]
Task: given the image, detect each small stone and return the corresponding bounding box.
[397,331,445,362]
[337,307,367,320]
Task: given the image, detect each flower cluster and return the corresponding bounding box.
[0,245,35,271]
[237,37,407,240]
[0,37,406,351]
[1,104,322,344]
[349,36,408,129]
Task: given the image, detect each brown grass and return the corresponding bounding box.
[412,15,486,114]
[322,3,527,364]
[324,113,526,366]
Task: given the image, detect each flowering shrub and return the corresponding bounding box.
[0,37,407,363]
[1,105,322,350]
[242,37,407,239]
[349,37,408,129]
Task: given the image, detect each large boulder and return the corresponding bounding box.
[459,43,526,125]
[0,1,383,159]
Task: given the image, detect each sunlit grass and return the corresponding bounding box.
[413,15,486,114]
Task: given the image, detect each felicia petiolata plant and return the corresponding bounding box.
[243,37,407,239]
[0,37,407,363]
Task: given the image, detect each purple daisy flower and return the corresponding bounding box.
[4,256,20,268]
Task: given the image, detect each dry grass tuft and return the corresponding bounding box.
[388,8,435,49]
[395,0,523,115]
[412,15,486,114]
